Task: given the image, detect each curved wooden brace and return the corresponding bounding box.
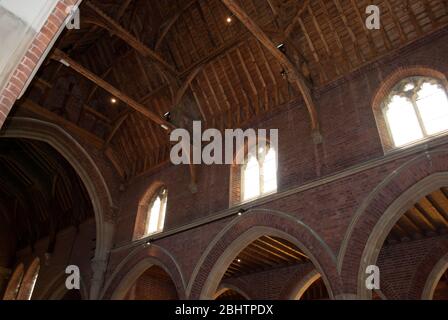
[154,0,199,52]
[52,49,174,131]
[16,258,40,300]
[84,3,178,76]
[155,12,181,52]
[2,263,24,300]
[83,14,177,107]
[283,0,310,41]
[172,66,203,107]
[221,0,321,140]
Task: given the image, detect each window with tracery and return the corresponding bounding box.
[382,77,448,148]
[145,187,168,235]
[241,145,277,201]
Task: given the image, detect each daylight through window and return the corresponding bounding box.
[383,77,448,147]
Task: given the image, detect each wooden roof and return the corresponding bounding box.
[385,187,448,245]
[0,138,93,249]
[223,235,309,279]
[17,0,448,180]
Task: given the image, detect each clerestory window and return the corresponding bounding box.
[382,77,448,148]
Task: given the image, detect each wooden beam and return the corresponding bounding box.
[104,145,125,178]
[52,49,174,131]
[172,66,203,107]
[257,238,302,261]
[250,241,292,263]
[18,99,104,149]
[244,246,281,266]
[84,2,178,76]
[284,0,310,41]
[85,48,135,106]
[180,34,246,77]
[116,0,133,21]
[100,66,202,187]
[265,236,308,259]
[155,0,199,51]
[95,63,201,187]
[220,0,321,138]
[103,113,129,150]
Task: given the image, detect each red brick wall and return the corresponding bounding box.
[378,236,448,299]
[116,29,448,243]
[0,0,80,128]
[105,28,448,300]
[221,263,316,300]
[125,270,178,300]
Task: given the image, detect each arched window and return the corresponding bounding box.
[241,145,277,201]
[145,188,168,236]
[382,77,448,148]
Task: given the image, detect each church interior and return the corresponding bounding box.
[0,0,447,300]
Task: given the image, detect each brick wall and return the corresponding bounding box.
[116,29,448,244]
[222,263,316,300]
[105,28,448,300]
[124,266,178,300]
[378,236,448,299]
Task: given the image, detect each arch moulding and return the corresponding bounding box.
[188,209,341,300]
[0,117,116,299]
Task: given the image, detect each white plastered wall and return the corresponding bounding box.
[0,0,59,92]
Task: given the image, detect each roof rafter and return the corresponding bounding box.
[52,49,174,131]
[221,0,321,141]
[283,0,310,42]
[18,99,104,149]
[155,0,200,52]
[84,2,179,76]
[52,48,202,187]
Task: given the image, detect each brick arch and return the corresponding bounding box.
[17,257,40,300]
[2,263,24,300]
[0,117,115,299]
[280,267,321,300]
[371,65,448,151]
[133,181,166,240]
[188,209,341,299]
[101,244,186,300]
[215,282,251,300]
[339,148,448,298]
[417,241,448,300]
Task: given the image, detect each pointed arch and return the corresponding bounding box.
[133,181,167,240]
[286,269,321,300]
[188,209,340,299]
[422,252,448,299]
[0,117,115,299]
[101,244,186,300]
[17,258,40,300]
[2,263,24,300]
